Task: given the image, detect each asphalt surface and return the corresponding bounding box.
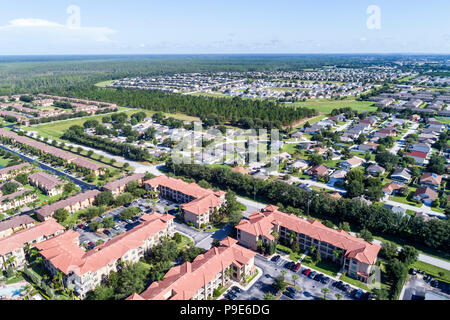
[234,255,355,301]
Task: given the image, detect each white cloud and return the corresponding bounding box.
[0,18,117,54]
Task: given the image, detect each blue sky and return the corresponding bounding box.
[0,0,448,54]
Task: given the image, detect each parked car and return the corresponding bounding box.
[350,289,358,298]
[126,219,133,224]
[231,286,242,293]
[283,290,295,299]
[430,280,439,288]
[113,225,120,231]
[271,255,281,262]
[355,289,363,300]
[341,284,350,292]
[304,269,312,276]
[308,271,317,279]
[292,263,301,273]
[284,261,295,269]
[286,287,297,294]
[335,281,344,289]
[409,268,417,275]
[314,274,323,282]
[321,277,330,284]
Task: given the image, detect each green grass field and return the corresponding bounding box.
[293,98,377,114]
[22,108,200,141]
[412,260,450,284]
[94,80,114,88]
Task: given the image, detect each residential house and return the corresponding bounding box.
[382,182,404,196]
[358,142,379,153]
[390,168,412,183]
[382,204,407,217]
[405,151,428,165]
[0,188,37,213]
[329,169,347,186]
[306,165,330,177]
[420,173,442,190]
[338,157,364,170]
[413,187,438,206]
[367,164,386,176]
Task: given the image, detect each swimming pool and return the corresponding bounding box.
[0,285,24,297]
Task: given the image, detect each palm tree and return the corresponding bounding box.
[335,293,343,300]
[292,274,299,287]
[321,287,330,299]
[281,270,287,277]
[332,249,343,263]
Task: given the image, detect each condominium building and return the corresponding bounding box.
[0,188,37,213]
[127,237,256,300]
[0,163,31,181]
[28,172,65,197]
[235,205,381,283]
[36,213,174,298]
[103,173,146,196]
[0,218,64,271]
[144,176,226,228]
[0,215,35,239]
[35,190,100,221]
[0,129,105,176]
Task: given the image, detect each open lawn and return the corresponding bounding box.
[95,80,114,88]
[301,256,341,277]
[411,260,450,284]
[22,108,199,141]
[290,98,376,114]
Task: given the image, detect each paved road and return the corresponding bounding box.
[235,255,354,301]
[390,122,419,154]
[0,144,98,191]
[25,131,164,177]
[236,196,267,218]
[383,198,447,219]
[173,221,234,251]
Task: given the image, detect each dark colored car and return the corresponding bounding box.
[292,263,301,273]
[283,290,295,299]
[286,287,297,294]
[284,261,295,269]
[308,271,317,279]
[321,277,330,284]
[335,281,344,289]
[168,209,178,216]
[355,289,364,300]
[231,286,242,293]
[341,284,350,292]
[314,274,323,282]
[350,289,358,298]
[271,255,281,262]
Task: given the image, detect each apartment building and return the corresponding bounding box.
[0,215,35,239]
[144,176,226,228]
[127,237,256,300]
[0,188,37,213]
[36,190,100,221]
[0,163,31,181]
[0,218,64,271]
[36,213,174,298]
[28,172,64,197]
[235,205,381,284]
[0,129,105,176]
[103,173,146,196]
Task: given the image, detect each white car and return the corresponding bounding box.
[113,225,120,231]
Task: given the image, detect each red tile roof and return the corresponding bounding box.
[28,172,64,190]
[103,173,146,192]
[36,213,174,276]
[145,176,226,216]
[0,218,64,255]
[236,205,380,265]
[132,237,255,300]
[405,151,428,159]
[36,190,100,219]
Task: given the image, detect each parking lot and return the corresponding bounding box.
[402,271,450,300]
[230,255,360,301]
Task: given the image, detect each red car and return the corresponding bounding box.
[304,269,311,276]
[292,263,301,273]
[78,224,85,230]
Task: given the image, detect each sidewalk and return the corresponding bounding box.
[217,266,264,300]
